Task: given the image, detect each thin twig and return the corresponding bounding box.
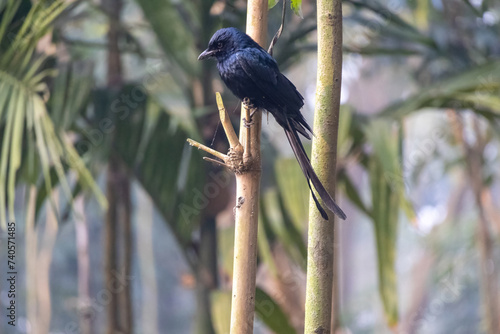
[186,138,228,161]
[216,92,242,151]
[268,0,286,55]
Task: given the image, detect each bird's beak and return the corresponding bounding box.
[198,49,216,60]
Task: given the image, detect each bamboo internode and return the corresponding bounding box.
[304,0,343,332]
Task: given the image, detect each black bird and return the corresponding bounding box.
[198,27,346,220]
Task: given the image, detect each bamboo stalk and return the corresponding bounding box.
[187,2,267,331]
[304,0,343,332]
[229,1,267,332]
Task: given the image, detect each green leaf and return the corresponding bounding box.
[134,0,198,76]
[338,105,354,158]
[381,60,500,118]
[364,120,406,327]
[210,288,296,334]
[255,288,296,334]
[339,172,370,217]
[210,290,232,334]
[258,199,278,277]
[0,0,22,43]
[274,157,309,232]
[0,86,17,227]
[269,0,280,9]
[0,2,106,228]
[109,87,204,245]
[218,226,235,279]
[368,155,399,327]
[343,45,422,56]
[290,0,303,18]
[260,190,307,271]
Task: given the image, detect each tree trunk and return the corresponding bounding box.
[304,0,343,332]
[229,1,267,332]
[105,154,133,334]
[104,0,133,332]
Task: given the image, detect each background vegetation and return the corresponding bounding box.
[0,0,499,333]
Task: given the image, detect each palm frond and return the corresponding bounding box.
[0,0,106,228]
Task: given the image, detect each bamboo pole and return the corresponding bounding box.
[304,0,343,331]
[187,2,267,331]
[229,3,267,332]
[188,95,264,332]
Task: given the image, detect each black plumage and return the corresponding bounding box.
[199,27,346,220]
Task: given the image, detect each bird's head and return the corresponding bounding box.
[198,27,256,61]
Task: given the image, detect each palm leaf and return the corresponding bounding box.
[363,120,416,328]
[108,86,205,246]
[381,62,500,118]
[0,0,106,228]
[134,0,198,76]
[274,157,309,232]
[209,288,296,334]
[255,287,297,334]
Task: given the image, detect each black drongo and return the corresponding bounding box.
[199,27,346,220]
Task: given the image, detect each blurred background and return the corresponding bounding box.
[0,0,499,333]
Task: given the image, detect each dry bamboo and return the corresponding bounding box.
[187,2,267,331]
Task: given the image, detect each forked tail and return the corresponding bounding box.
[283,119,347,221]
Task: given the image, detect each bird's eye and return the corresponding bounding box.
[217,42,223,49]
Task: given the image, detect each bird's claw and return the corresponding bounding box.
[242,97,257,128]
[242,117,254,128]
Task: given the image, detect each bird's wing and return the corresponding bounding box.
[235,48,278,85]
[235,49,303,109]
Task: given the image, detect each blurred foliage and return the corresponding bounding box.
[255,287,297,333]
[210,291,232,334]
[90,86,206,248]
[364,121,404,327]
[0,0,105,229]
[210,288,296,334]
[381,60,500,121]
[344,0,500,119]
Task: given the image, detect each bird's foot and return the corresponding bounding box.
[242,97,258,127]
[242,117,254,128]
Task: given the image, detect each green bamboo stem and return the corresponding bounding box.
[229,1,267,332]
[304,0,343,332]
